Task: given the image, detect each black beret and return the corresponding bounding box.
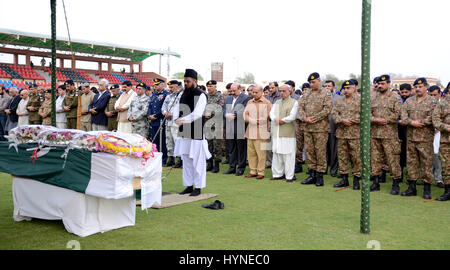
[378,75,390,83]
[373,76,380,83]
[307,72,320,82]
[137,82,147,88]
[198,85,206,91]
[122,80,132,86]
[64,80,74,85]
[413,77,427,86]
[184,69,198,80]
[343,79,356,87]
[167,80,179,86]
[285,80,295,88]
[207,80,217,86]
[153,78,165,85]
[44,89,52,94]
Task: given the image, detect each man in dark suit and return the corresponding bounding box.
[4,87,21,133]
[89,79,111,131]
[223,83,251,176]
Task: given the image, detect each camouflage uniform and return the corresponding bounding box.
[370,90,402,179]
[205,91,225,162]
[38,98,52,126]
[162,90,183,157]
[62,90,78,129]
[433,96,450,185]
[105,94,120,131]
[401,94,437,184]
[297,87,332,173]
[128,94,150,138]
[26,93,42,124]
[331,94,361,177]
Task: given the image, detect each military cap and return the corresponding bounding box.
[378,75,390,83]
[167,80,179,86]
[373,76,380,84]
[413,77,427,86]
[121,80,132,86]
[64,79,74,85]
[343,79,356,86]
[110,84,120,90]
[153,78,165,85]
[307,72,320,82]
[136,82,147,89]
[198,85,206,91]
[184,69,198,80]
[207,80,217,86]
[44,89,52,94]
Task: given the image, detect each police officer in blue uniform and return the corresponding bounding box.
[148,78,170,165]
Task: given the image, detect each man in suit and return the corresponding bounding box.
[223,83,252,176]
[4,87,21,133]
[89,79,111,131]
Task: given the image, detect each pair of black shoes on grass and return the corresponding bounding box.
[179,186,201,196]
[202,200,225,210]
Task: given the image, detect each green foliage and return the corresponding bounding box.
[235,72,255,84]
[172,72,203,81]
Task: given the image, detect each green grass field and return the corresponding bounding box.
[0,164,449,250]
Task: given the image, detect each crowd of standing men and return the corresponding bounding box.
[1,73,449,202]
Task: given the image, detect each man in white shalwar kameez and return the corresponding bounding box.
[270,84,299,182]
[174,69,211,196]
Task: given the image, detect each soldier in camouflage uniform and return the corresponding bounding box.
[38,89,52,125]
[400,78,437,199]
[62,80,79,129]
[432,91,450,201]
[205,80,225,173]
[331,80,361,190]
[105,84,121,131]
[162,80,183,167]
[369,75,402,192]
[297,73,332,187]
[128,83,150,138]
[26,84,42,125]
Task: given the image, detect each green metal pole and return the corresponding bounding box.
[50,0,57,127]
[360,0,372,234]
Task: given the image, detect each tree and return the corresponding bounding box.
[235,72,255,84]
[172,72,203,81]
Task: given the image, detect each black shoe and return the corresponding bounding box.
[206,159,213,172]
[315,172,324,186]
[179,186,193,195]
[202,200,225,210]
[211,160,220,173]
[334,174,349,188]
[370,176,380,191]
[235,169,245,176]
[423,183,432,200]
[294,162,303,173]
[165,156,175,167]
[390,179,401,195]
[222,159,230,165]
[172,158,182,168]
[379,170,387,183]
[436,185,450,201]
[401,180,417,196]
[331,172,338,177]
[301,170,316,185]
[189,188,201,197]
[306,169,312,175]
[223,167,236,174]
[353,176,361,190]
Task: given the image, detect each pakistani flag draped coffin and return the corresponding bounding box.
[0,125,162,210]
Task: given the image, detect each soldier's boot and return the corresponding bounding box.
[379,170,387,183]
[436,185,450,201]
[315,172,324,187]
[301,170,316,185]
[390,179,401,195]
[179,186,193,195]
[423,183,432,200]
[165,156,175,167]
[294,162,303,173]
[333,174,349,188]
[353,176,361,190]
[172,158,182,168]
[370,176,381,192]
[401,180,417,197]
[306,169,312,175]
[206,158,213,172]
[211,160,220,173]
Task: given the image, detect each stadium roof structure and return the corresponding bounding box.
[0,28,181,62]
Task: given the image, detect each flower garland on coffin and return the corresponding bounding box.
[6,125,157,165]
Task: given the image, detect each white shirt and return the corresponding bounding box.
[269,99,299,154]
[56,94,67,123]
